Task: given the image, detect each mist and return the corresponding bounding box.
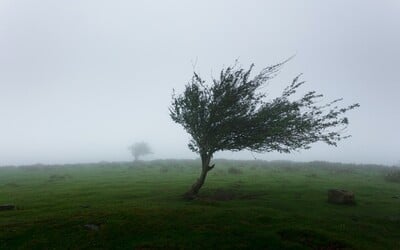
[1,0,399,166]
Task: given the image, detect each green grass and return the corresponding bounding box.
[0,160,399,249]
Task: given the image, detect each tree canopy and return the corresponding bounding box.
[129,142,152,161]
[170,60,359,198]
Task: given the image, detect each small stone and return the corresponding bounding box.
[328,189,355,205]
[0,204,16,211]
[84,224,100,231]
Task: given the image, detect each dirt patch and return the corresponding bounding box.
[230,181,244,189]
[4,182,19,187]
[228,167,243,175]
[280,165,300,172]
[198,188,264,201]
[48,174,71,182]
[211,188,236,201]
[330,168,354,175]
[159,166,169,173]
[84,223,101,231]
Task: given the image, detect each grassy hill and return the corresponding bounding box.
[0,160,399,249]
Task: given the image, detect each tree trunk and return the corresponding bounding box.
[183,153,214,200]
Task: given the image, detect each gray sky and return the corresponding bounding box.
[0,0,399,166]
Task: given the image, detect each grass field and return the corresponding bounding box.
[0,160,399,249]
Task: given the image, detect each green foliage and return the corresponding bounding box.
[170,61,359,156]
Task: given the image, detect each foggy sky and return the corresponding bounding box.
[1,0,399,166]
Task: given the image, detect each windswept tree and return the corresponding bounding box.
[170,60,359,199]
[129,142,152,161]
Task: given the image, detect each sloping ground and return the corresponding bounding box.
[0,160,399,249]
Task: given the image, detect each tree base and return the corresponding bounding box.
[182,191,198,200]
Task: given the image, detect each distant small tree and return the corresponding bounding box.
[129,142,152,161]
[170,60,359,199]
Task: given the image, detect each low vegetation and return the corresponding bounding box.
[0,160,399,249]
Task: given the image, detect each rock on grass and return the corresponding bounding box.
[0,204,16,211]
[328,189,355,205]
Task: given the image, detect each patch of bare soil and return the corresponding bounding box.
[48,174,71,182]
[4,182,19,187]
[198,187,265,201]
